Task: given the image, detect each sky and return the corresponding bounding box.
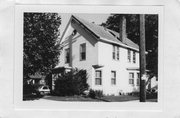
[59,13,111,37]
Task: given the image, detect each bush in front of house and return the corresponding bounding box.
[128,89,157,99]
[54,68,89,96]
[23,83,36,95]
[88,89,104,99]
[146,89,158,99]
[128,91,139,97]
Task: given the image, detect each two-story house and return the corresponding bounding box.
[55,15,140,95]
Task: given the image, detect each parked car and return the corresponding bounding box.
[36,85,50,95]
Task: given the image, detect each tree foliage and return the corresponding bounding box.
[101,14,158,75]
[54,69,89,96]
[23,13,61,78]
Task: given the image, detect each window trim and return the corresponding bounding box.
[128,49,131,63]
[112,45,120,61]
[112,45,116,60]
[133,51,136,63]
[117,47,119,60]
[129,72,134,85]
[65,48,70,64]
[95,70,102,85]
[111,71,116,85]
[80,43,86,61]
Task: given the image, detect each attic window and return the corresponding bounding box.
[72,29,77,36]
[71,19,76,24]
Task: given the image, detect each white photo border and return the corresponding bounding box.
[14,5,164,111]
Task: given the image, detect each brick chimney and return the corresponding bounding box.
[119,16,127,43]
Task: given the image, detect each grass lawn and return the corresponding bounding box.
[101,95,139,102]
[25,95,157,102]
[41,95,141,102]
[42,95,103,102]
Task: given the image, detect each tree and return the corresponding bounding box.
[101,14,158,76]
[23,13,61,79]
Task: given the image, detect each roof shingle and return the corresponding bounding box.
[72,15,139,50]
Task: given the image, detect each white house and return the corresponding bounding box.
[55,15,141,95]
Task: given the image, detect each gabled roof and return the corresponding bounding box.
[61,15,139,51]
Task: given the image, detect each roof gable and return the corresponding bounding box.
[61,15,139,51]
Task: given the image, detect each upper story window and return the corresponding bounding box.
[80,43,86,61]
[65,48,70,63]
[128,49,131,62]
[112,45,119,60]
[133,51,136,63]
[95,70,102,85]
[113,46,116,59]
[111,71,116,85]
[117,47,119,60]
[129,72,134,85]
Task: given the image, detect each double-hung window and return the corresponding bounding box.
[95,70,102,85]
[111,71,116,85]
[133,51,136,63]
[80,43,86,61]
[129,72,134,85]
[117,47,119,60]
[113,46,116,60]
[128,49,131,62]
[65,48,70,63]
[112,45,119,60]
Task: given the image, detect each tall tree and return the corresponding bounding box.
[101,14,158,76]
[23,13,61,79]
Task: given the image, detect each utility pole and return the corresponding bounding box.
[139,14,146,102]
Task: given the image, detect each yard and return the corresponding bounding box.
[24,94,157,102]
[40,95,158,102]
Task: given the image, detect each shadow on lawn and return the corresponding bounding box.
[23,94,43,101]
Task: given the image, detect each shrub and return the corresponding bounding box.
[128,91,139,97]
[88,89,96,98]
[54,68,89,96]
[23,83,36,95]
[88,89,103,98]
[146,89,158,99]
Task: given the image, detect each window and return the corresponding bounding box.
[137,73,140,86]
[80,43,86,61]
[95,70,102,85]
[113,45,116,59]
[128,49,131,62]
[65,48,70,63]
[112,45,119,60]
[117,47,119,60]
[129,72,134,85]
[111,71,116,85]
[133,51,136,63]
